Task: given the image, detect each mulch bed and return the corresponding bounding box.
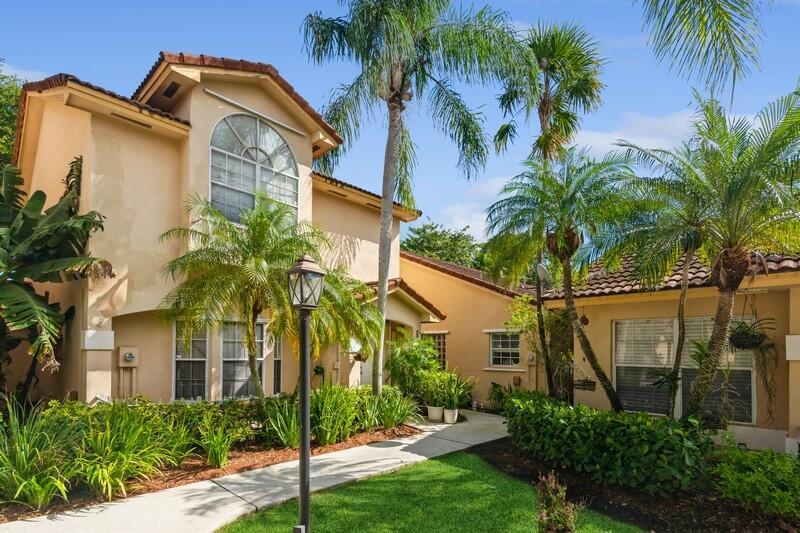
[468,437,800,533]
[0,424,419,524]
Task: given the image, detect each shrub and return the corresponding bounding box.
[198,413,247,468]
[77,403,173,500]
[714,446,800,519]
[311,382,359,445]
[377,386,419,428]
[421,370,445,406]
[440,372,474,410]
[504,391,712,495]
[0,398,81,509]
[386,336,440,400]
[354,387,381,432]
[536,472,578,533]
[264,395,300,449]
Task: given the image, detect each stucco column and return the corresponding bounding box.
[787,287,800,452]
[81,330,114,402]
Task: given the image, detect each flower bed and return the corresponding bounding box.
[0,384,418,516]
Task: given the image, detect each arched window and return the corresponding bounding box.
[210,114,299,222]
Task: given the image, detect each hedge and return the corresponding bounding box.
[503,391,712,495]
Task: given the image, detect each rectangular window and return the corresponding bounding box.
[221,322,265,399]
[613,317,754,422]
[490,332,520,367]
[423,333,447,368]
[174,323,207,401]
[273,336,282,395]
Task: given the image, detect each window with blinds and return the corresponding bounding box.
[614,317,754,422]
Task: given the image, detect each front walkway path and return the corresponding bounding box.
[1,410,507,533]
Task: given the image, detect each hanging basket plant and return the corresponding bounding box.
[728,318,774,350]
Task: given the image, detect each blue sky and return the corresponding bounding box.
[3,1,800,239]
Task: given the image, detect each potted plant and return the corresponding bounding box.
[422,371,444,422]
[442,372,474,424]
[729,318,774,350]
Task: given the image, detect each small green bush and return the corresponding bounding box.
[264,395,300,449]
[0,398,81,509]
[377,386,419,428]
[386,336,440,401]
[198,413,247,468]
[354,387,381,432]
[536,471,578,533]
[714,446,800,519]
[504,391,712,495]
[440,372,474,409]
[311,382,359,445]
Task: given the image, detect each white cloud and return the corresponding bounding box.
[575,108,694,156]
[0,63,48,81]
[439,203,487,240]
[465,176,509,199]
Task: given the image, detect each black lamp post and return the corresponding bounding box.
[287,254,325,533]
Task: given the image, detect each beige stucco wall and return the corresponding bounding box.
[401,258,545,403]
[313,191,401,281]
[788,287,800,440]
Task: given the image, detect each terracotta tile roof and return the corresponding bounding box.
[312,171,421,216]
[364,277,446,321]
[400,251,526,299]
[133,52,343,144]
[542,253,800,300]
[12,73,190,165]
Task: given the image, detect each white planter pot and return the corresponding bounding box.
[427,406,444,422]
[443,408,459,424]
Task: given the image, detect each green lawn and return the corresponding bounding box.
[220,452,642,533]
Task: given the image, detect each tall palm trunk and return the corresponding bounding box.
[247,305,265,399]
[535,259,555,397]
[561,255,623,411]
[686,286,736,416]
[373,96,405,395]
[667,250,692,418]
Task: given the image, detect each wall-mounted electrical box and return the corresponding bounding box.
[117,346,139,367]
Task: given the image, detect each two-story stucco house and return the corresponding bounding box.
[10,52,443,403]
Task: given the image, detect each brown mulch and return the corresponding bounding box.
[0,424,419,524]
[468,437,800,533]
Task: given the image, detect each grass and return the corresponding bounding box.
[219,452,642,533]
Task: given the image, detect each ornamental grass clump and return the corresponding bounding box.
[311,382,359,446]
[198,412,248,468]
[263,395,300,449]
[504,391,712,495]
[376,386,419,428]
[0,397,81,509]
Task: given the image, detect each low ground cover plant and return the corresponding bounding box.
[504,390,712,495]
[0,384,417,511]
[536,471,579,533]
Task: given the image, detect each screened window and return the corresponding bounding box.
[210,114,299,223]
[490,333,520,366]
[423,333,447,368]
[174,323,207,401]
[221,322,265,399]
[272,336,282,395]
[614,317,754,422]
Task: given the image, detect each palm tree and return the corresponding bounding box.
[0,159,110,399]
[593,146,708,417]
[160,195,381,398]
[639,0,763,95]
[487,147,632,411]
[303,1,520,393]
[494,22,604,159]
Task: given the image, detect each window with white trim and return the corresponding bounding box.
[174,323,207,401]
[490,332,520,366]
[422,333,447,368]
[614,317,754,422]
[210,114,299,223]
[221,322,265,399]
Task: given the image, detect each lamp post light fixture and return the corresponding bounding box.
[287,254,325,533]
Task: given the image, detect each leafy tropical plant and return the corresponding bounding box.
[0,160,110,398]
[440,372,474,410]
[354,387,381,432]
[304,0,521,393]
[377,386,419,428]
[421,370,445,407]
[161,195,381,398]
[198,412,247,468]
[487,148,632,411]
[0,396,81,509]
[263,395,300,449]
[311,382,359,446]
[385,335,440,401]
[612,91,800,415]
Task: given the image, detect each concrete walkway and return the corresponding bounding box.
[1,410,507,533]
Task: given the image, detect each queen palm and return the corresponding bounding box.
[160,195,381,398]
[487,147,632,411]
[494,22,604,159]
[304,1,520,393]
[593,146,708,417]
[613,92,800,416]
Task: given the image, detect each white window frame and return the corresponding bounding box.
[612,316,756,424]
[172,322,210,402]
[208,113,300,224]
[488,331,522,368]
[219,320,268,400]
